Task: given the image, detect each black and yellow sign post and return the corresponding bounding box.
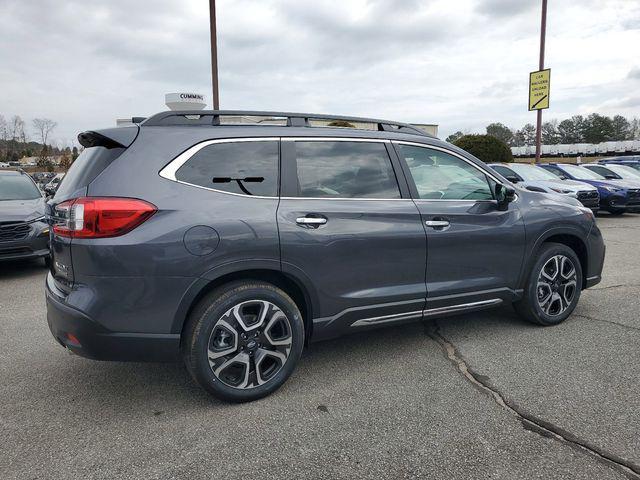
[529,69,550,111]
[532,0,548,164]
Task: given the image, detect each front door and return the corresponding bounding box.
[277,138,427,340]
[393,142,525,311]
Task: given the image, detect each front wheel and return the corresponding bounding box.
[514,243,582,326]
[182,281,304,402]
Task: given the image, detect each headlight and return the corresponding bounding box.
[550,187,573,195]
[604,186,622,192]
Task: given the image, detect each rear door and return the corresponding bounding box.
[393,142,525,311]
[277,138,427,339]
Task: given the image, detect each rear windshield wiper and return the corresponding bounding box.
[212,177,264,196]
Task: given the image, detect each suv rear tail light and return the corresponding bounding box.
[53,197,156,238]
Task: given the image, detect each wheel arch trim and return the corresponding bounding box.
[520,227,590,290]
[170,260,319,341]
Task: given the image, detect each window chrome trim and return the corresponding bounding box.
[158,137,281,199]
[281,137,390,143]
[393,140,502,184]
[393,140,515,203]
[159,136,398,200]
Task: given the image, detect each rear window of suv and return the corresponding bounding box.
[293,141,400,199]
[176,141,279,197]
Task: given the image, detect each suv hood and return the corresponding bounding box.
[556,179,597,191]
[606,178,640,189]
[0,198,45,223]
[533,179,596,193]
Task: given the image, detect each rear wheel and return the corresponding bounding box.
[182,281,304,402]
[514,242,582,326]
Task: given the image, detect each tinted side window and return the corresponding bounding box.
[294,141,400,198]
[175,141,279,196]
[492,165,518,179]
[397,145,493,200]
[589,166,618,178]
[544,166,564,178]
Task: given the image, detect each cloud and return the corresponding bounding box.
[0,0,638,144]
[475,0,538,18]
[628,67,640,80]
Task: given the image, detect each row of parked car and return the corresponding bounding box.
[489,157,640,215]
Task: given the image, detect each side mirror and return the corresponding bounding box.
[495,183,516,211]
[505,175,520,184]
[604,174,618,180]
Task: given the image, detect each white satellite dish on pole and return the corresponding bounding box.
[165,93,207,111]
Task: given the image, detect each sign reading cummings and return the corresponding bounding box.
[165,92,207,111]
[529,69,550,111]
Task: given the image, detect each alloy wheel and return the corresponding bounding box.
[207,300,293,389]
[536,255,577,316]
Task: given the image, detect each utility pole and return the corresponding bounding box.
[209,0,220,110]
[534,0,548,163]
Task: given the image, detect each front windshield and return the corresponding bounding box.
[608,164,640,179]
[562,164,605,180]
[0,174,41,201]
[509,164,559,181]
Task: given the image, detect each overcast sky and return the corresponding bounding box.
[1,0,639,146]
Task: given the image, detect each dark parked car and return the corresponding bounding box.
[540,163,640,215]
[0,169,50,264]
[46,111,605,402]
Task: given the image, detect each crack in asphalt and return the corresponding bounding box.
[424,320,640,480]
[590,283,640,291]
[574,314,640,333]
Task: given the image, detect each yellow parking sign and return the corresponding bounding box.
[529,69,550,110]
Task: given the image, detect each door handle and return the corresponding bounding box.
[296,216,328,227]
[425,220,450,229]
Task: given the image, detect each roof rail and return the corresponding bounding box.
[141,110,432,137]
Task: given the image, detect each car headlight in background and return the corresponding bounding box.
[550,187,574,195]
[603,186,622,192]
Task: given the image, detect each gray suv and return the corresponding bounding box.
[46,111,605,402]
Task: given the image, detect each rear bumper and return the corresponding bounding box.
[45,273,180,362]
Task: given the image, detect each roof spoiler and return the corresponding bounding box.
[78,126,139,149]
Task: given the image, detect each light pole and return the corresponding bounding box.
[534,0,548,163]
[209,0,220,110]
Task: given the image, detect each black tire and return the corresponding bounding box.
[607,208,625,215]
[514,242,582,326]
[182,281,304,402]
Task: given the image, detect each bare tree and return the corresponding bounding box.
[0,115,7,142]
[0,115,7,161]
[10,115,25,142]
[33,118,57,146]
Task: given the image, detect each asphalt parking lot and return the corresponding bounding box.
[1,214,639,480]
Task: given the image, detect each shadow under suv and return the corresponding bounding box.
[46,111,605,402]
